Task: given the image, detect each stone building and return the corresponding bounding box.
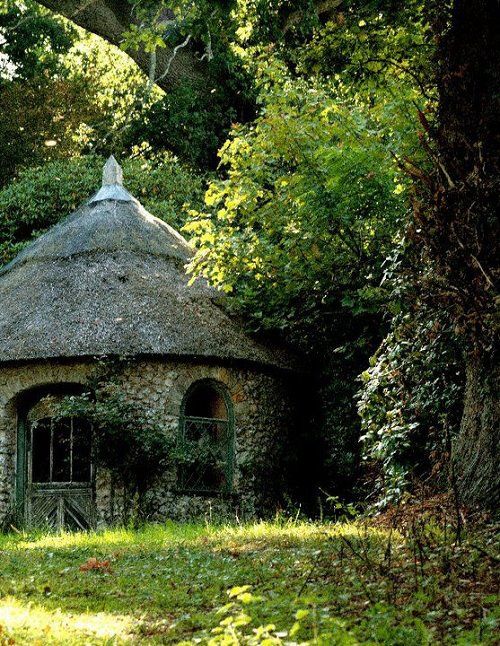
[0,157,298,530]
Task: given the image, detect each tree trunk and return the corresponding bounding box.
[416,1,499,507]
[36,0,205,92]
[453,351,499,509]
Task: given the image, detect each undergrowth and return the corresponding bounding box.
[0,514,497,644]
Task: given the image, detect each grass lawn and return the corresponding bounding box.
[0,518,497,644]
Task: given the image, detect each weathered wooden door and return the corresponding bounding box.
[22,411,95,531]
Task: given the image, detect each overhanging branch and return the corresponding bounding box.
[35,0,205,91]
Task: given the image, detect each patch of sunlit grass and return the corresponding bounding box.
[0,598,134,644]
[0,517,397,555]
[0,521,206,552]
[197,519,399,550]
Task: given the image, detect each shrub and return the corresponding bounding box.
[56,361,177,525]
[357,312,464,507]
[0,153,206,266]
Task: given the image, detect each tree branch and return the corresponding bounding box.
[35,0,205,91]
[155,33,191,83]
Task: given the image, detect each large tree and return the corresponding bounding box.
[33,0,342,92]
[412,0,499,507]
[35,0,205,91]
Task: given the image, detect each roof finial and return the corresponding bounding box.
[89,155,133,204]
[102,155,123,186]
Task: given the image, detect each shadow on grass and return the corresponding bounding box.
[0,521,496,644]
[0,521,393,643]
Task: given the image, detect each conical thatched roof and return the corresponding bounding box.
[0,157,295,370]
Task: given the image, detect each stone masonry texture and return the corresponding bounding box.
[0,358,296,526]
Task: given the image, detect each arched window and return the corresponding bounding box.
[179,380,233,493]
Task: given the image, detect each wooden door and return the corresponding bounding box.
[25,415,95,530]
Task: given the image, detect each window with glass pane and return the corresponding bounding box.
[31,417,92,484]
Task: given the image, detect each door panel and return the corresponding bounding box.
[28,487,94,530]
[25,414,95,530]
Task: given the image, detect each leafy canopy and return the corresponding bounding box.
[184,55,408,343]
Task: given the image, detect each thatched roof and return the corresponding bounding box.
[0,158,295,371]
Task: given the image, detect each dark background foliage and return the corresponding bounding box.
[1,0,489,512]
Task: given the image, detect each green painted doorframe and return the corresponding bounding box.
[15,412,27,523]
[15,397,96,530]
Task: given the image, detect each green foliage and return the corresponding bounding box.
[0,1,75,80]
[0,3,96,184]
[0,153,205,267]
[296,0,432,87]
[234,0,433,96]
[116,0,256,169]
[56,363,176,524]
[185,59,405,336]
[357,288,465,507]
[194,586,433,645]
[0,2,256,175]
[124,35,256,169]
[63,28,159,157]
[121,0,237,53]
[0,11,157,183]
[234,0,323,47]
[125,54,255,170]
[0,73,101,187]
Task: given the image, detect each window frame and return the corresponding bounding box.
[177,379,234,495]
[29,415,93,486]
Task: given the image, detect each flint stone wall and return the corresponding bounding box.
[0,358,295,526]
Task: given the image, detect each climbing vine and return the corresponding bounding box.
[56,362,176,524]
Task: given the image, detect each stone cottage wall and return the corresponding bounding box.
[0,358,296,527]
[0,361,94,525]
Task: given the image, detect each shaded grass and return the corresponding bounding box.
[0,520,497,644]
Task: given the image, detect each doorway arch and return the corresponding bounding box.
[16,384,95,530]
